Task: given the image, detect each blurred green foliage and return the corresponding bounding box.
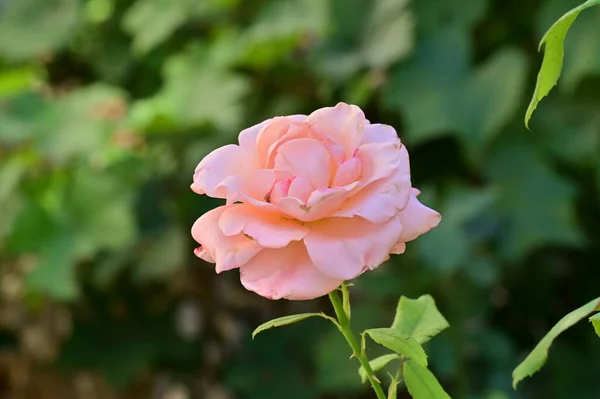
[1,0,600,398]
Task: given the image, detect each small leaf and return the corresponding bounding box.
[358,354,399,383]
[512,295,600,388]
[365,328,427,367]
[391,295,450,344]
[403,360,451,399]
[590,313,600,337]
[252,313,330,339]
[342,283,351,320]
[524,0,600,128]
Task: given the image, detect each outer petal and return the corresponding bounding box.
[333,169,412,223]
[192,145,255,199]
[274,138,331,189]
[218,169,276,205]
[356,140,405,186]
[191,206,262,273]
[396,189,441,243]
[361,123,399,145]
[219,204,309,248]
[238,118,272,152]
[240,241,342,300]
[306,103,366,155]
[303,215,403,280]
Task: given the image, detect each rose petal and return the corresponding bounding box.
[276,182,359,222]
[192,144,256,199]
[274,138,331,189]
[240,241,343,300]
[306,102,366,155]
[303,215,403,280]
[191,206,263,273]
[396,189,441,243]
[219,204,309,248]
[333,169,412,223]
[361,123,399,145]
[356,140,406,186]
[334,156,361,187]
[287,176,313,203]
[238,118,272,152]
[256,115,307,166]
[218,169,276,205]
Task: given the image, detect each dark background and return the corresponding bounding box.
[0,0,599,398]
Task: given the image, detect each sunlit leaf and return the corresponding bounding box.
[358,354,399,383]
[391,295,449,344]
[365,328,428,367]
[403,360,451,399]
[512,296,600,388]
[525,0,600,127]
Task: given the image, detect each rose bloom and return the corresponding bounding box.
[191,103,440,300]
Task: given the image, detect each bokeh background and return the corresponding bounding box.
[1,0,600,398]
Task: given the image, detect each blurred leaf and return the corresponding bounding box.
[122,0,196,54]
[34,84,127,162]
[0,67,44,99]
[513,296,600,388]
[589,313,600,337]
[252,313,332,339]
[358,354,399,384]
[485,141,583,259]
[365,328,428,367]
[391,295,449,344]
[0,0,81,61]
[413,0,488,36]
[403,360,451,399]
[134,227,186,281]
[26,231,79,301]
[362,0,414,68]
[85,0,114,24]
[525,0,600,128]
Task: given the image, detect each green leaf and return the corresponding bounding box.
[524,0,600,128]
[403,360,451,399]
[365,328,428,367]
[252,313,331,339]
[589,313,600,337]
[0,0,81,61]
[512,295,600,388]
[358,354,399,383]
[391,295,450,344]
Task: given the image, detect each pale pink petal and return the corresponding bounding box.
[238,119,272,152]
[303,215,403,280]
[240,241,343,300]
[256,115,307,166]
[219,204,309,248]
[361,123,399,145]
[192,145,256,199]
[218,169,276,205]
[356,140,406,186]
[191,206,262,273]
[396,189,441,243]
[334,156,361,187]
[306,102,366,155]
[333,170,412,223]
[274,138,331,189]
[276,182,359,222]
[287,176,313,203]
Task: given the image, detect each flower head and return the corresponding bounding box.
[191,103,440,300]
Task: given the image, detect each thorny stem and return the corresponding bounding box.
[329,283,387,399]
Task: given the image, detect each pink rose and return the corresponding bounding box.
[191,103,440,300]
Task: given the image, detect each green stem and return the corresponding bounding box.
[329,284,386,399]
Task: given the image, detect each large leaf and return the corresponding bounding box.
[512,296,600,388]
[404,360,452,399]
[525,0,600,127]
[365,328,428,367]
[589,313,600,337]
[0,0,81,61]
[391,295,449,344]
